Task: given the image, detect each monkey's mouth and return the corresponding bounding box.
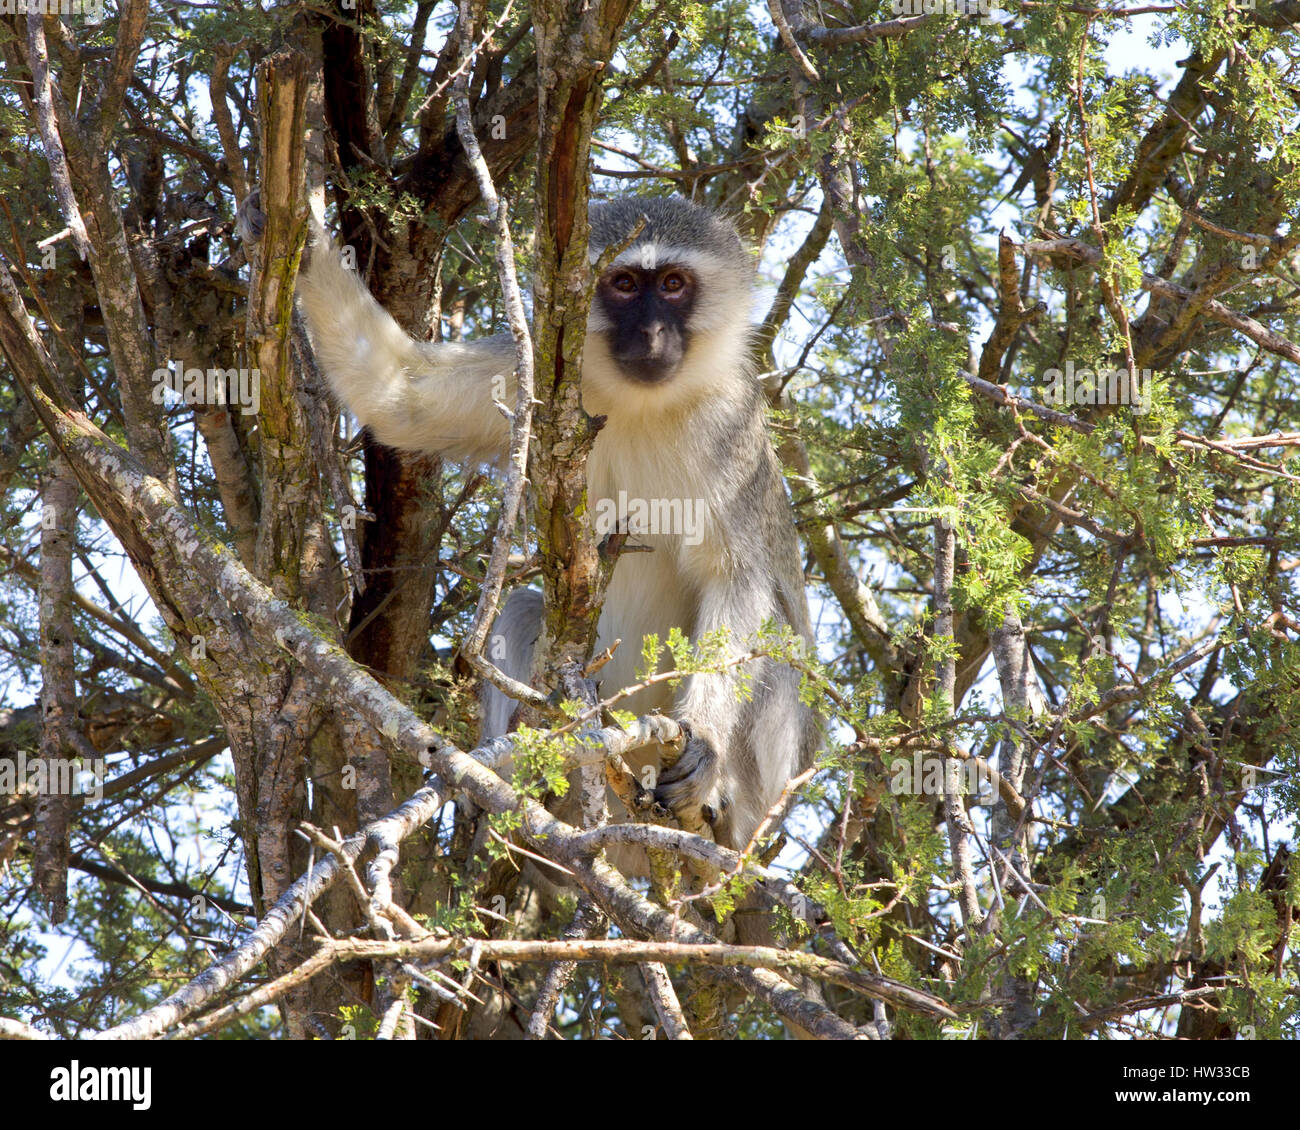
[614,358,681,384]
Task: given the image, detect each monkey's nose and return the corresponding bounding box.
[640,323,666,350]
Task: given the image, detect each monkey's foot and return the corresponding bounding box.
[654,723,727,832]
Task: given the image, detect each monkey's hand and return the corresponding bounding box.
[654,721,727,834]
[235,189,324,272]
[234,190,265,245]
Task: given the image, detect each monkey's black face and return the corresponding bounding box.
[596,265,697,383]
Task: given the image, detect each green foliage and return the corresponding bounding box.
[508,725,571,803]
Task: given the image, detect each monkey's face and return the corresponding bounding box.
[583,199,757,417]
[595,264,697,383]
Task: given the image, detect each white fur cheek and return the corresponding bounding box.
[578,337,623,419]
[683,268,756,333]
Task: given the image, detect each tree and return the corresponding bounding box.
[0,0,1297,1041]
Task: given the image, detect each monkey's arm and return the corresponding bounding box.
[649,431,818,846]
[656,565,811,846]
[297,222,516,464]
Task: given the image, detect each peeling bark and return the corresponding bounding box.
[34,454,79,922]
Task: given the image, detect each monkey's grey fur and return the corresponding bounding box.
[295,195,819,852]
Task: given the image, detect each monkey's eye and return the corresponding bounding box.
[608,272,638,294]
[660,271,689,296]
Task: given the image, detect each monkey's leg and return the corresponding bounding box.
[480,588,544,738]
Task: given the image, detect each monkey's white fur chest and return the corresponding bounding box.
[585,419,718,714]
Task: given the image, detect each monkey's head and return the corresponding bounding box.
[584,197,756,414]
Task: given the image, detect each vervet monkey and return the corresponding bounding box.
[282,195,819,851]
